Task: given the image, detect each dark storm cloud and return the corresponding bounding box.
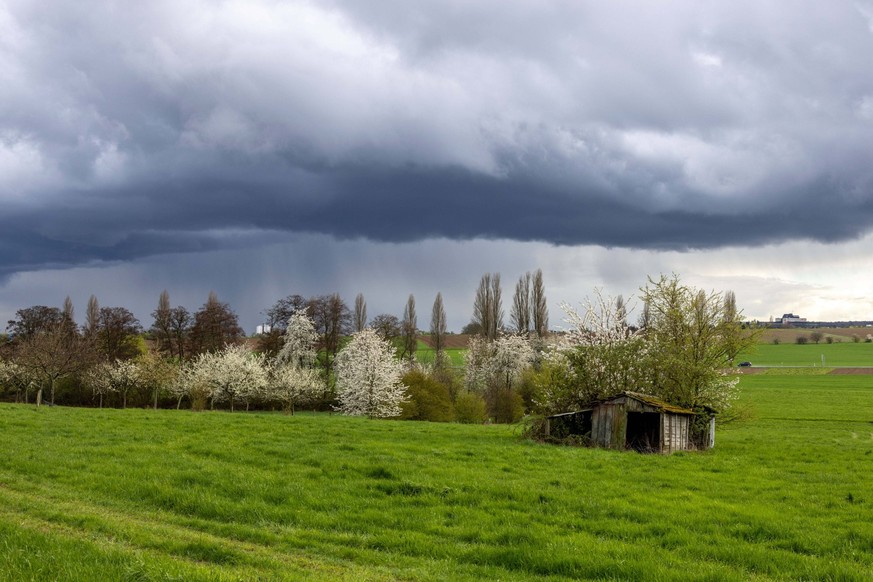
[3,0,873,275]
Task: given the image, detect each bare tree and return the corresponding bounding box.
[430,292,447,356]
[510,272,532,335]
[85,295,100,337]
[371,314,401,341]
[354,293,367,333]
[308,293,351,381]
[151,290,173,357]
[168,306,191,362]
[7,306,66,340]
[96,307,143,361]
[62,296,75,324]
[14,321,92,405]
[531,269,548,338]
[189,292,244,354]
[472,273,503,341]
[401,294,417,360]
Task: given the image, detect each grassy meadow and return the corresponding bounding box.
[739,340,873,367]
[1,370,872,580]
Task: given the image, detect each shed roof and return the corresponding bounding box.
[599,391,697,415]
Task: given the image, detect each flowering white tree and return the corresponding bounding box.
[276,312,318,369]
[535,291,652,414]
[463,335,492,394]
[268,363,321,414]
[335,328,407,418]
[168,363,194,409]
[269,311,321,413]
[0,358,35,403]
[83,359,142,408]
[464,334,534,393]
[188,345,268,411]
[136,351,179,409]
[489,334,534,391]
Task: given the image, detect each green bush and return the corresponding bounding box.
[491,388,524,424]
[516,368,541,413]
[453,391,486,424]
[399,370,455,422]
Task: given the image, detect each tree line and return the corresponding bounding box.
[1,271,755,437]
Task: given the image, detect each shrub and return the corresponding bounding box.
[398,370,455,422]
[491,388,524,424]
[454,391,486,424]
[825,336,834,344]
[796,336,808,345]
[516,368,541,413]
[852,335,860,343]
[772,337,781,345]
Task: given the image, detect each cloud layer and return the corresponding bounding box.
[3,0,873,279]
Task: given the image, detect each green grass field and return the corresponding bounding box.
[415,340,466,367]
[738,341,873,367]
[1,372,872,580]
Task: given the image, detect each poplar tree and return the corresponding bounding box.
[430,292,447,356]
[531,269,548,338]
[510,272,531,335]
[401,294,417,360]
[354,293,367,333]
[472,273,503,341]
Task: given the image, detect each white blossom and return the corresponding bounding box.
[335,328,407,418]
[83,359,142,408]
[464,334,534,393]
[188,345,269,411]
[276,312,318,369]
[268,363,321,413]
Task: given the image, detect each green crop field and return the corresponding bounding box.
[738,341,873,367]
[1,371,872,580]
[415,341,466,367]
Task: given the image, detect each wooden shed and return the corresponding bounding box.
[546,391,705,453]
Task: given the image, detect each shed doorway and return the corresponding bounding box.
[626,412,660,452]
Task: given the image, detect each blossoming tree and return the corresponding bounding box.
[335,328,407,418]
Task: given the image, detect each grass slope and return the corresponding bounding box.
[1,373,872,580]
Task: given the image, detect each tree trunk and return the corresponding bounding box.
[123,391,127,409]
[50,378,56,405]
[153,388,159,410]
[176,396,182,409]
[99,393,103,409]
[36,388,43,407]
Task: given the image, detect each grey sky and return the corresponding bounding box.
[2,1,873,330]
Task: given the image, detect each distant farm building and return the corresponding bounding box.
[545,392,714,454]
[776,313,807,325]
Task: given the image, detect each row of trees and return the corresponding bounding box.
[0,291,246,406]
[2,272,752,434]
